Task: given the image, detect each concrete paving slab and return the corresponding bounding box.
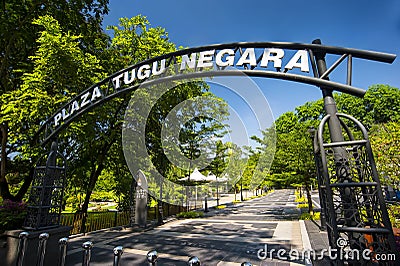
[64,189,312,265]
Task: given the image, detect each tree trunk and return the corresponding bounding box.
[305,181,313,214]
[0,122,12,200]
[79,130,117,233]
[14,166,35,201]
[80,161,105,233]
[74,103,124,233]
[0,122,37,201]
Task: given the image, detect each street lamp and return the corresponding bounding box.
[240,176,243,201]
[307,126,327,231]
[216,177,220,207]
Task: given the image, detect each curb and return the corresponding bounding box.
[299,220,312,266]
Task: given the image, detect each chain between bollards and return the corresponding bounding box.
[36,232,49,266]
[82,241,93,266]
[16,231,29,266]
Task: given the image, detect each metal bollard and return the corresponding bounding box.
[58,237,69,266]
[188,256,201,266]
[146,250,158,266]
[113,246,123,266]
[82,241,93,266]
[16,231,29,266]
[36,233,50,266]
[241,262,252,266]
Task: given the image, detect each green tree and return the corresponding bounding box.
[73,15,180,228]
[250,126,276,191]
[336,84,400,127]
[0,0,109,95]
[223,143,246,200]
[0,15,104,201]
[257,112,316,212]
[0,0,108,200]
[370,122,400,186]
[74,16,229,227]
[176,95,229,176]
[264,84,400,212]
[206,140,230,177]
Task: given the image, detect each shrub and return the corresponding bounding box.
[216,205,226,209]
[0,199,27,211]
[388,204,400,228]
[176,211,204,219]
[297,203,309,209]
[232,200,241,204]
[299,212,320,220]
[0,200,27,232]
[295,196,307,203]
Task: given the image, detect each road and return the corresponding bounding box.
[65,189,310,265]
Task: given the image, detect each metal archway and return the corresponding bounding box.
[31,40,398,265]
[36,41,395,145]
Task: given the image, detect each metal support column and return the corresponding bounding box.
[311,39,399,265]
[308,127,327,231]
[24,140,67,229]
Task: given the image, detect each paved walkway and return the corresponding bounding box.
[65,189,326,265]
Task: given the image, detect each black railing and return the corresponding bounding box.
[60,203,187,234]
[60,211,130,235]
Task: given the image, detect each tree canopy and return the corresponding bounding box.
[0,6,231,223]
[252,84,400,192]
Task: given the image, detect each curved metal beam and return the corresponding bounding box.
[36,41,397,145]
[38,70,365,144]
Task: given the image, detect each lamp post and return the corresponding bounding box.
[240,177,243,201]
[308,126,326,231]
[216,177,220,207]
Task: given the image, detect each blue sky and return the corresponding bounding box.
[103,0,400,145]
[103,0,400,115]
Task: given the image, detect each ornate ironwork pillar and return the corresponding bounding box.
[24,141,66,230]
[311,39,399,265]
[308,126,327,231]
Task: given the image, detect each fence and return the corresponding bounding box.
[60,211,130,235]
[60,203,187,234]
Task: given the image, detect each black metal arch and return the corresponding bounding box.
[36,41,396,145]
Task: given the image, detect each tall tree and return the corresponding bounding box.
[370,122,400,186]
[262,84,400,212]
[0,0,109,95]
[255,111,317,211]
[336,84,400,127]
[73,15,180,228]
[0,0,110,201]
[0,15,104,200]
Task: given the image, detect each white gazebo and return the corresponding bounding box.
[178,168,209,182]
[178,168,210,209]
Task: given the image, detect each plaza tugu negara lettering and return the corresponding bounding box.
[53,47,309,127]
[38,42,395,145]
